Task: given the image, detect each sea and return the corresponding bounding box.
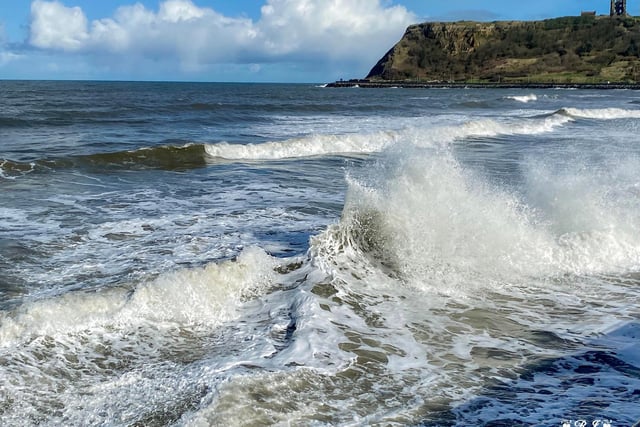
[1,81,639,427]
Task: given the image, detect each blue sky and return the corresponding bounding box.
[0,1,632,82]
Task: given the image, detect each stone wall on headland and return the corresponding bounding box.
[326,80,640,89]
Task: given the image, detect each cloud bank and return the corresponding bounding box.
[23,0,415,80]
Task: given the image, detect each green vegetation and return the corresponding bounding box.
[366,16,640,83]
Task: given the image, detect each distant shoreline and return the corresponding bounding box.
[326,80,640,90]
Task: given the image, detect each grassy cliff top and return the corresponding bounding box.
[366,15,640,84]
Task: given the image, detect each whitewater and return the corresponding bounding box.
[0,81,639,426]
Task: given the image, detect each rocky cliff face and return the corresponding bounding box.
[366,16,640,83]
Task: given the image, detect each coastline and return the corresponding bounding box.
[326,80,640,90]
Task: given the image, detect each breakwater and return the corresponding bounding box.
[326,80,640,90]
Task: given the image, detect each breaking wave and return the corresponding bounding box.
[311,146,640,294]
[0,247,351,426]
[559,107,640,119]
[204,131,399,160]
[0,247,278,347]
[204,113,572,160]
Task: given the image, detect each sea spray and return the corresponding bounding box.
[311,146,554,294]
[312,140,640,293]
[524,153,640,274]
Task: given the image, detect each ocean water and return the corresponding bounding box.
[1,81,639,426]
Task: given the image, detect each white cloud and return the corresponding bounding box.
[158,0,205,22]
[26,0,415,76]
[30,0,89,50]
[259,0,414,61]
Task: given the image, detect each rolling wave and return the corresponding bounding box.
[0,159,36,179]
[204,131,399,160]
[0,143,208,177]
[204,112,572,160]
[73,143,208,170]
[4,106,635,177]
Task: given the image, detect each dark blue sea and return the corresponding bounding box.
[1,81,639,426]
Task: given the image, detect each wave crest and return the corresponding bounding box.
[0,247,279,346]
[204,131,399,160]
[559,107,640,119]
[504,94,538,103]
[205,113,572,161]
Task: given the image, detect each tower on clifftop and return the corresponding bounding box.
[611,0,628,16]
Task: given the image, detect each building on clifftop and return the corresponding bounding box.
[611,0,628,16]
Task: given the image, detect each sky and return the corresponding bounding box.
[0,0,634,82]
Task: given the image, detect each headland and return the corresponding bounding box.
[328,13,640,88]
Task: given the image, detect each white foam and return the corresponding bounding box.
[505,94,538,103]
[449,321,640,425]
[6,175,342,296]
[204,131,399,160]
[0,252,364,426]
[562,107,640,119]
